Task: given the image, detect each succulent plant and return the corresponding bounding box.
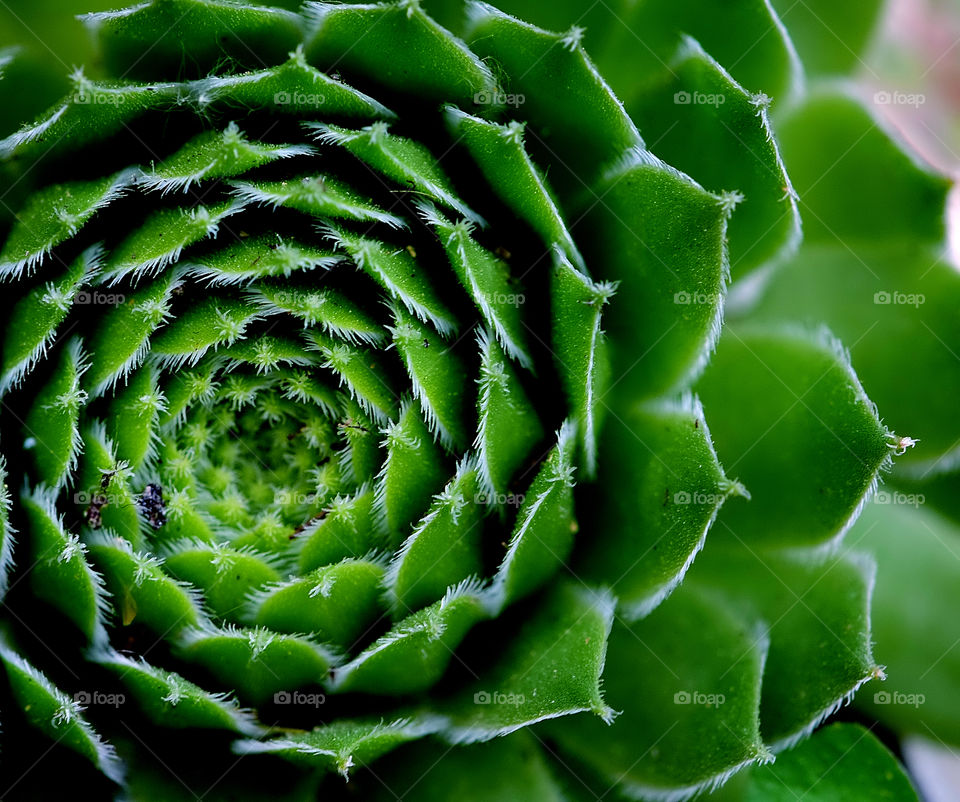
[0,0,956,799]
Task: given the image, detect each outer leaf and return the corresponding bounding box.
[437,582,614,742]
[91,649,265,737]
[771,0,885,76]
[234,718,440,779]
[627,38,800,279]
[692,548,883,749]
[368,731,567,801]
[696,325,891,549]
[848,502,960,744]
[579,394,747,619]
[0,174,128,279]
[22,487,109,646]
[1,246,100,395]
[750,90,958,475]
[581,150,729,401]
[740,723,918,801]
[81,0,303,79]
[0,642,124,784]
[464,2,642,188]
[545,584,770,800]
[304,1,497,107]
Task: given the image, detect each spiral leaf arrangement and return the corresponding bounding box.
[0,0,955,799]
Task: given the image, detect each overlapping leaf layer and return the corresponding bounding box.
[0,0,952,799]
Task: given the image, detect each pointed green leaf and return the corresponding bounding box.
[697,326,892,549]
[474,330,543,499]
[0,642,124,783]
[176,625,337,704]
[579,394,747,618]
[546,583,769,800]
[22,487,108,645]
[305,0,497,107]
[384,459,483,615]
[0,173,129,279]
[82,0,303,80]
[740,723,918,801]
[139,123,313,194]
[246,555,385,647]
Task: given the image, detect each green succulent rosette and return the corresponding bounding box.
[0,0,954,799]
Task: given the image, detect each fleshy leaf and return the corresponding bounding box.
[383,459,483,615]
[234,717,440,779]
[740,723,918,801]
[418,203,532,367]
[486,421,577,610]
[245,555,385,647]
[304,1,497,107]
[696,325,891,549]
[0,173,129,279]
[373,400,448,539]
[579,394,747,619]
[0,642,124,784]
[187,46,395,119]
[546,583,769,800]
[138,123,313,194]
[474,329,543,499]
[581,150,729,401]
[848,502,960,744]
[627,37,800,279]
[550,250,616,474]
[86,530,204,636]
[84,270,181,395]
[437,581,614,741]
[1,246,101,395]
[176,625,337,704]
[330,580,489,695]
[389,305,469,451]
[692,548,882,749]
[25,338,89,488]
[22,487,109,646]
[81,0,304,80]
[444,107,584,270]
[91,649,265,737]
